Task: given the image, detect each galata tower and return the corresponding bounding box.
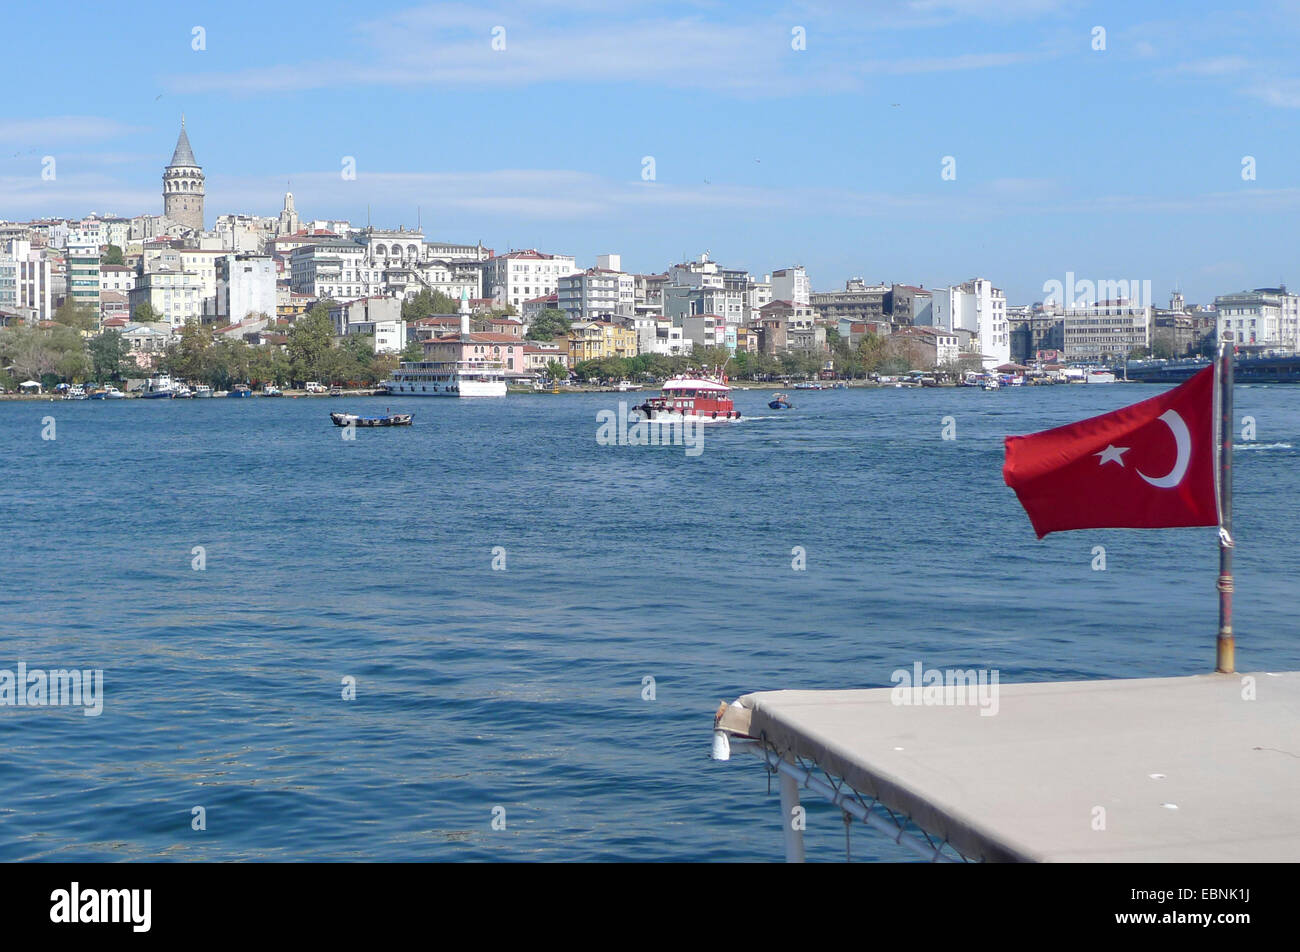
[162,117,204,233]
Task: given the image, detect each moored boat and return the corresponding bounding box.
[194,385,213,398]
[633,372,740,423]
[227,385,253,398]
[330,411,413,427]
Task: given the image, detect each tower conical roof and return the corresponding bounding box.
[169,121,198,168]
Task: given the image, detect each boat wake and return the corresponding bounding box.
[1237,442,1293,450]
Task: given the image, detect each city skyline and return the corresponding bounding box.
[3,0,1300,304]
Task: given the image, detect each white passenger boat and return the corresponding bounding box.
[380,359,507,397]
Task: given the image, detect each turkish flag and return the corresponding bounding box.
[1004,366,1219,538]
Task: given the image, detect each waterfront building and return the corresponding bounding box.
[568,319,639,362]
[66,238,101,315]
[99,291,130,324]
[746,276,772,325]
[558,268,625,321]
[836,318,892,346]
[522,341,570,373]
[771,266,811,306]
[756,300,825,354]
[99,264,136,294]
[0,239,52,322]
[216,254,277,324]
[520,293,557,326]
[487,316,523,338]
[923,278,1009,370]
[120,321,174,369]
[329,296,406,353]
[289,239,369,300]
[162,118,204,234]
[668,253,725,290]
[887,284,933,325]
[1062,300,1152,362]
[1213,287,1300,351]
[636,272,669,313]
[812,278,890,324]
[484,249,579,310]
[681,314,726,350]
[129,268,205,326]
[888,326,961,369]
[1009,307,1064,364]
[422,331,525,375]
[663,284,747,328]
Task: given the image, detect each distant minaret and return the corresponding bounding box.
[162,116,205,233]
[460,287,472,337]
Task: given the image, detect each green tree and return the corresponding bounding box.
[102,244,125,266]
[132,302,162,324]
[53,297,97,333]
[544,359,568,381]
[287,304,336,384]
[402,288,461,321]
[857,333,888,374]
[526,308,570,341]
[89,330,129,383]
[166,321,214,383]
[400,341,424,363]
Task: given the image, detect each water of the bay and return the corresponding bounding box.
[1,383,1296,861]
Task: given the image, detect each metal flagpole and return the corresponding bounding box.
[1216,344,1235,674]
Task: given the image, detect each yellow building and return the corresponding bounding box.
[568,320,638,362]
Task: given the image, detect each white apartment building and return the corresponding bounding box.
[668,253,725,289]
[0,239,52,321]
[484,249,579,309]
[217,254,277,323]
[1063,302,1153,361]
[557,268,631,320]
[290,240,369,300]
[681,314,727,350]
[925,278,1009,369]
[625,316,686,356]
[1214,287,1300,350]
[129,269,205,326]
[663,285,747,326]
[329,296,406,353]
[771,266,811,306]
[99,264,136,294]
[747,278,772,325]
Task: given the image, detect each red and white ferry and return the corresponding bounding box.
[633,372,741,424]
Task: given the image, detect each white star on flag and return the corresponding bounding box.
[1095,444,1130,467]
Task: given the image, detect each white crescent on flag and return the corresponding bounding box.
[1138,410,1192,489]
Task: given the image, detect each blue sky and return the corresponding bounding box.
[1,0,1297,305]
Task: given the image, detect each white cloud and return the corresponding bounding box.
[0,117,139,146]
[165,2,1049,96]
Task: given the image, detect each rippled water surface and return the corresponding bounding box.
[2,384,1297,861]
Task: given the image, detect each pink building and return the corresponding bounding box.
[422,332,525,374]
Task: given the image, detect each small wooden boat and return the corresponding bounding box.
[330,411,413,427]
